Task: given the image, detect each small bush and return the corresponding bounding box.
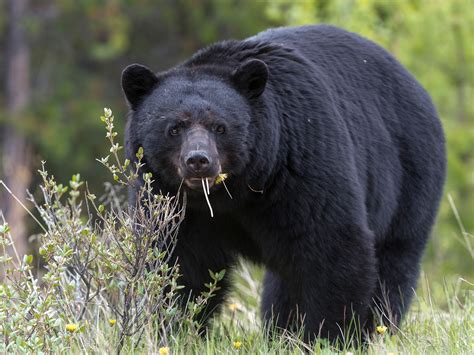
[0,108,224,353]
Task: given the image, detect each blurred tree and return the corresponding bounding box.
[1,0,32,263]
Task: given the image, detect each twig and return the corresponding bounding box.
[0,180,48,233]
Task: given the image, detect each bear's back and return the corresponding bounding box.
[251,25,446,237]
[251,25,442,139]
[254,24,445,173]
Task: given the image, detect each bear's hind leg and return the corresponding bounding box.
[372,125,445,329]
[261,223,378,344]
[373,223,431,329]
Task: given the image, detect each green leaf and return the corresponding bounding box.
[0,224,10,234]
[217,269,226,281]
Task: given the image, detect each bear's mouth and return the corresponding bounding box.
[184,177,217,191]
[182,173,232,218]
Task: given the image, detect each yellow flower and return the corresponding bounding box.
[228,302,239,312]
[233,341,242,350]
[66,323,78,332]
[108,319,116,326]
[215,173,228,185]
[159,346,169,355]
[376,325,388,334]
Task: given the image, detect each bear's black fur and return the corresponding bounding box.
[122,25,446,342]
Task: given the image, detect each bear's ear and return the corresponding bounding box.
[121,64,158,110]
[232,59,268,99]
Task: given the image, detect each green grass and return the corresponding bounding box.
[69,262,473,354]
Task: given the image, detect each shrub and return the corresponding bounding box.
[0,108,224,353]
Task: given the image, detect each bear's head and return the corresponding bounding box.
[121,59,268,196]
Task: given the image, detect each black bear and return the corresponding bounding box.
[121,25,446,342]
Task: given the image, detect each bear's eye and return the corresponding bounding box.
[214,124,226,135]
[169,125,182,136]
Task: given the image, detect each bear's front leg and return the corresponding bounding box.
[261,223,377,343]
[171,211,239,329]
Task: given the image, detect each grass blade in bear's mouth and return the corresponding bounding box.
[202,178,214,217]
[217,174,233,199]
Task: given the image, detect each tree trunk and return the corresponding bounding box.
[452,20,466,123]
[1,0,32,266]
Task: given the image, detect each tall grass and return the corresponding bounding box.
[59,261,472,354]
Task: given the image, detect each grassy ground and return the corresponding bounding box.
[70,262,473,354]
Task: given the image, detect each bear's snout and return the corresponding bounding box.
[180,149,220,181]
[185,150,212,174]
[179,126,220,184]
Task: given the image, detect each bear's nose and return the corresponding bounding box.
[185,150,211,174]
